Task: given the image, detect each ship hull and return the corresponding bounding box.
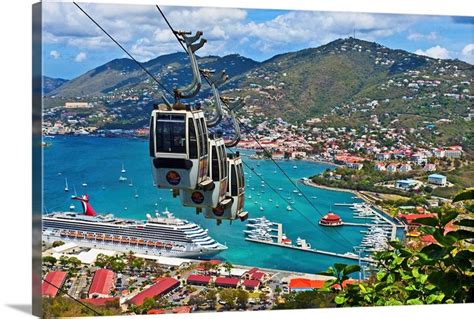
[43,233,225,259]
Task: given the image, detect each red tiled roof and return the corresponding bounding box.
[398,213,435,224]
[289,278,325,290]
[172,306,192,313]
[215,277,240,286]
[242,279,260,287]
[81,297,119,307]
[250,272,265,281]
[89,269,115,296]
[147,309,166,315]
[196,259,221,270]
[245,267,259,275]
[128,277,179,306]
[290,278,356,290]
[42,271,67,297]
[187,274,211,284]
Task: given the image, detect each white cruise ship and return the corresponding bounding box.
[42,195,227,258]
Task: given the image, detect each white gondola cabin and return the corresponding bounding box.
[205,152,248,224]
[150,105,212,191]
[180,137,230,210]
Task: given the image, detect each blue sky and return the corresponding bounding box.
[42,2,474,79]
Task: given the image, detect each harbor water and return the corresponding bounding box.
[44,136,376,274]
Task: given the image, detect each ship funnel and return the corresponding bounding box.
[72,194,97,217]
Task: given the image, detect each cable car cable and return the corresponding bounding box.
[42,278,102,316]
[156,5,358,247]
[73,2,173,98]
[228,149,354,248]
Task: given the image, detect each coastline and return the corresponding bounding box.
[302,179,400,222]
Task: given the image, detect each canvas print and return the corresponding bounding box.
[34,1,473,317]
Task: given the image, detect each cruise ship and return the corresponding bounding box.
[42,195,227,258]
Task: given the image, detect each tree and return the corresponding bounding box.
[326,203,474,306]
[59,256,69,267]
[188,295,206,307]
[205,289,218,309]
[94,254,110,268]
[219,289,236,309]
[52,241,65,248]
[43,256,57,267]
[223,262,233,276]
[235,289,249,309]
[67,257,81,273]
[140,297,156,314]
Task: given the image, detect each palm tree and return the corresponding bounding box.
[223,262,233,276]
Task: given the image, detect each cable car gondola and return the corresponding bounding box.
[205,152,248,224]
[150,30,213,191]
[180,137,231,211]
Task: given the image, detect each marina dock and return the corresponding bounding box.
[245,237,374,262]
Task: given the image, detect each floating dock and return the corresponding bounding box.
[245,237,374,262]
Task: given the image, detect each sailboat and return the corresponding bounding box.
[129,179,133,187]
[64,178,69,192]
[69,185,77,210]
[121,162,126,174]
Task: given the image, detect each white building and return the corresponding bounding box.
[428,174,447,186]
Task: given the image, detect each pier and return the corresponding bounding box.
[245,238,374,262]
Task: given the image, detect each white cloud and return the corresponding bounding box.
[407,31,437,41]
[49,50,60,59]
[461,43,474,64]
[42,2,420,61]
[415,45,450,59]
[74,52,87,62]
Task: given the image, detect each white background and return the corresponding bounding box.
[0,0,472,318]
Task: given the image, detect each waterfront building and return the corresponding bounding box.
[127,277,180,306]
[186,274,211,286]
[242,279,261,291]
[319,213,343,226]
[42,271,67,298]
[88,268,116,298]
[214,277,240,288]
[395,179,417,190]
[428,174,447,186]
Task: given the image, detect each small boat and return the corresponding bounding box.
[293,165,297,169]
[119,175,127,182]
[278,187,283,191]
[64,178,69,192]
[275,204,280,208]
[69,204,75,211]
[286,205,293,211]
[248,195,252,199]
[259,206,264,211]
[82,182,88,187]
[268,198,273,202]
[311,196,317,199]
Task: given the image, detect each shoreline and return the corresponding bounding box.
[302,179,400,223]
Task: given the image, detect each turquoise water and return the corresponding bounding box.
[43,136,371,274]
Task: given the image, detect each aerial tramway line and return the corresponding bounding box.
[148,29,248,224]
[73,3,356,247]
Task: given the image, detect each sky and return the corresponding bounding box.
[42,2,474,79]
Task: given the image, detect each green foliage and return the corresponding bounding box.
[273,290,335,309]
[42,256,57,267]
[42,296,121,318]
[327,204,474,307]
[52,240,65,248]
